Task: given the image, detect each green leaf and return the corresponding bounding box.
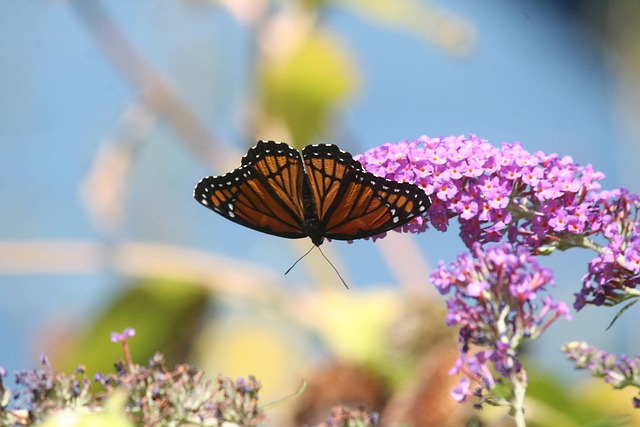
[260,379,307,411]
[605,298,639,331]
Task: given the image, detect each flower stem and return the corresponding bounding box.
[122,342,133,369]
[510,371,527,427]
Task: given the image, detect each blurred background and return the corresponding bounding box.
[2,0,640,425]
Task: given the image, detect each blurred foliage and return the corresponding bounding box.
[522,368,636,427]
[193,304,310,417]
[213,0,473,146]
[310,290,403,368]
[259,32,357,148]
[54,279,209,376]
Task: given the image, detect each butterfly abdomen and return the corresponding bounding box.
[301,175,325,246]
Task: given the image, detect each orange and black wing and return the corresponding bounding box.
[194,140,308,239]
[302,144,431,241]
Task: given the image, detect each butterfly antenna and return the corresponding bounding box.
[317,246,349,290]
[285,245,316,275]
[284,245,350,289]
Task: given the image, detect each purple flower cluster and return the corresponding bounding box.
[356,135,604,249]
[356,135,640,310]
[4,351,267,425]
[577,188,640,309]
[11,355,92,418]
[430,242,570,403]
[562,341,640,408]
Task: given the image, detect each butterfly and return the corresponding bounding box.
[194,140,431,248]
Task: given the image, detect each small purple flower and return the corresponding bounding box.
[111,328,136,343]
[451,377,471,402]
[466,280,488,297]
[40,354,50,368]
[236,377,248,393]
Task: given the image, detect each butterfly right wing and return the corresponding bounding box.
[194,140,308,239]
[302,144,431,240]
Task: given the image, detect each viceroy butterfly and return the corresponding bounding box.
[193,140,431,247]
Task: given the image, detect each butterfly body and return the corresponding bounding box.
[194,140,430,246]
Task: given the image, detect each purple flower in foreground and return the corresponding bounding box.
[5,352,267,425]
[111,328,136,343]
[431,242,570,406]
[563,341,640,409]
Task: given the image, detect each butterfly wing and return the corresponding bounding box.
[194,140,308,239]
[302,144,431,241]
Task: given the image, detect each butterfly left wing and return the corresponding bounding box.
[302,144,431,240]
[194,140,308,239]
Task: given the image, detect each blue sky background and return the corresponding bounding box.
[1,0,638,382]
